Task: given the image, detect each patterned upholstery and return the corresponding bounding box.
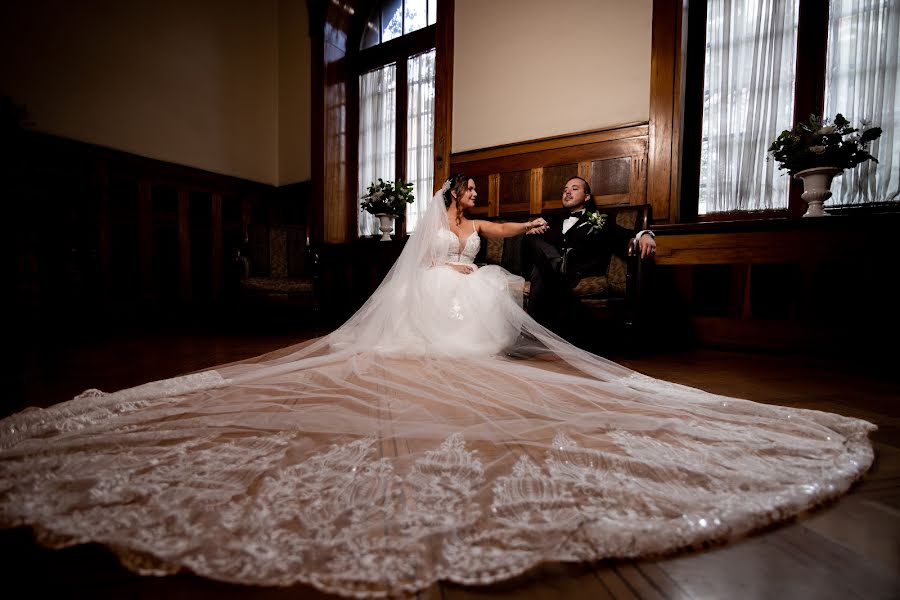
[606,255,627,296]
[573,275,609,296]
[485,237,505,266]
[240,224,317,305]
[268,228,289,278]
[241,277,314,294]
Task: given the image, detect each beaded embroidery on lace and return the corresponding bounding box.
[0,421,873,597]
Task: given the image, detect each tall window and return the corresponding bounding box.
[696,0,899,215]
[358,1,437,236]
[699,0,798,214]
[825,0,900,206]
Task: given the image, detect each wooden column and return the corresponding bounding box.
[529,168,543,215]
[488,174,500,217]
[433,0,455,190]
[648,0,682,223]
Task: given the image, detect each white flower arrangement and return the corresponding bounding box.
[585,210,608,231]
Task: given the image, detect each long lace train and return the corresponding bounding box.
[0,345,874,597]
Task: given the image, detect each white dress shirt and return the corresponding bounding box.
[562,213,582,234]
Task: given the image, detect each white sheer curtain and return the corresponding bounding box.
[405,50,435,232]
[826,0,900,206]
[700,0,798,214]
[358,64,397,236]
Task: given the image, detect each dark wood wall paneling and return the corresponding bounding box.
[649,215,900,351]
[450,126,650,219]
[6,131,302,332]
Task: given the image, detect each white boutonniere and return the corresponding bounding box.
[585,210,608,232]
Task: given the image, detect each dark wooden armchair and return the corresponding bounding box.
[235,223,320,316]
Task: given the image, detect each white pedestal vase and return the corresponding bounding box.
[793,167,842,217]
[375,213,395,241]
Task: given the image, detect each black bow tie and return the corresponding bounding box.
[570,210,585,217]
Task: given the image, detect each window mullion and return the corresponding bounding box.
[395,58,409,236]
[789,0,830,217]
[678,0,708,222]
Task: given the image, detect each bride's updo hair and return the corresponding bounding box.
[443,174,469,208]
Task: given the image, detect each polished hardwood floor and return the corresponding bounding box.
[4,318,899,599]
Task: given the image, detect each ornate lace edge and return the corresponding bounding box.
[0,450,874,600]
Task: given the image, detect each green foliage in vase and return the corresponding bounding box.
[768,113,882,175]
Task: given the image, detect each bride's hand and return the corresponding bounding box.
[449,264,474,275]
[526,218,548,235]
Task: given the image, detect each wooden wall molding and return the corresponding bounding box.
[452,125,648,165]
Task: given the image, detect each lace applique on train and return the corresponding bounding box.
[0,429,872,596]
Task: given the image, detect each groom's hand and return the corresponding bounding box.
[638,232,657,259]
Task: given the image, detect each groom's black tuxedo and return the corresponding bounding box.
[523,209,639,341]
[540,210,637,279]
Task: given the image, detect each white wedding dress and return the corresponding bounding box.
[0,190,876,598]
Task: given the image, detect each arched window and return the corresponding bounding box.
[357,1,437,235]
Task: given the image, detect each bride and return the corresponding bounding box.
[0,175,875,598]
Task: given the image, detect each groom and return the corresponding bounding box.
[523,176,656,341]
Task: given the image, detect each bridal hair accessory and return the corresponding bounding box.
[440,178,452,193]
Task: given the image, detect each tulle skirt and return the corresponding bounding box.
[331,263,526,357]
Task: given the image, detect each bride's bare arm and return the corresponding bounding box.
[476,218,548,238]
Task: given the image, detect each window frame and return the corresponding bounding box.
[353,16,437,238]
[312,0,452,244]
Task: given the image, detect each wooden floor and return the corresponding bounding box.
[4,321,899,599]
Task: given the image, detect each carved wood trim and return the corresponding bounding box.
[529,168,543,214]
[453,138,648,177]
[488,173,500,217]
[452,125,648,164]
[577,161,591,182]
[594,193,632,207]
